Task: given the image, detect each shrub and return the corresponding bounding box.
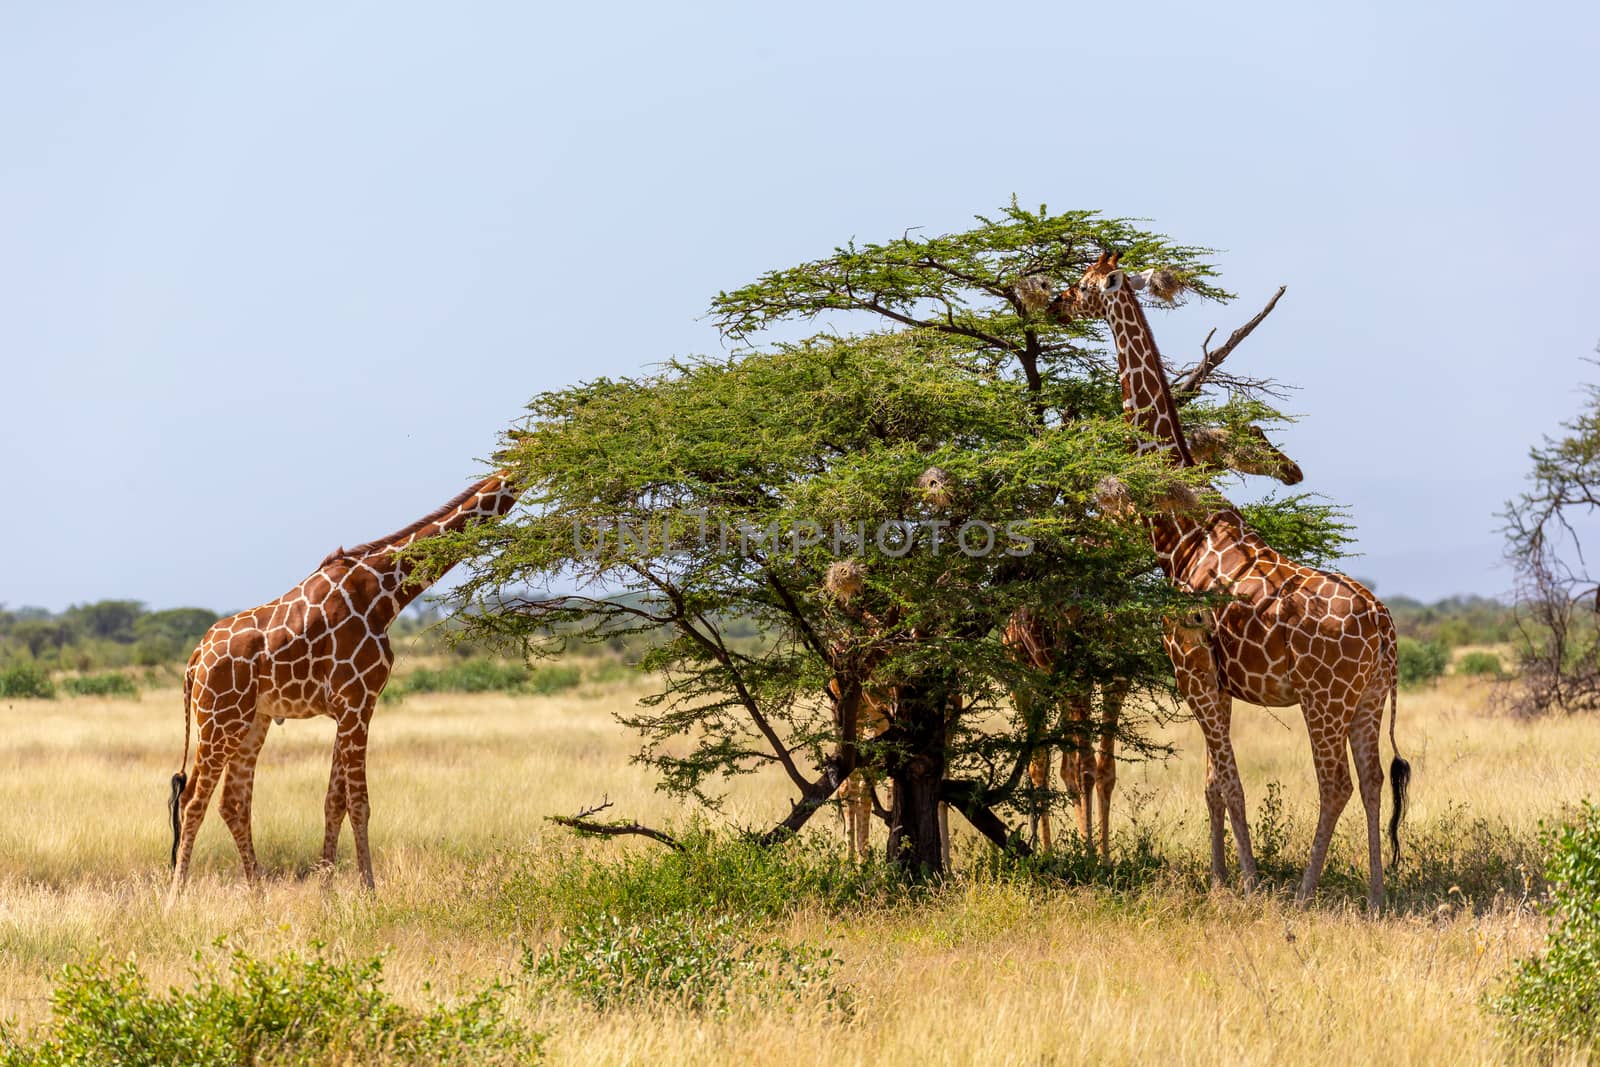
[525,912,847,1014]
[496,831,902,930]
[1397,637,1450,687]
[0,664,55,700]
[1455,650,1504,677]
[393,658,583,698]
[1491,801,1600,1053]
[0,944,541,1066]
[60,673,141,699]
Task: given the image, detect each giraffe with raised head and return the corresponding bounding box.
[1056,253,1409,909]
[1006,422,1304,858]
[166,472,521,901]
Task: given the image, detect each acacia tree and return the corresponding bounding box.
[415,203,1348,876]
[1501,355,1600,715]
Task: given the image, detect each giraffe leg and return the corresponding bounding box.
[1297,699,1356,905]
[1029,748,1053,852]
[1171,633,1255,891]
[320,748,348,871]
[1201,748,1227,884]
[1190,687,1254,891]
[843,772,871,861]
[1095,689,1122,859]
[938,800,950,868]
[1065,693,1094,846]
[335,716,376,890]
[216,716,269,887]
[1349,695,1387,913]
[167,753,224,904]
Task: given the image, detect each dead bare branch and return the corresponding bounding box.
[1175,285,1287,401]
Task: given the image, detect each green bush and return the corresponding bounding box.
[0,664,55,700]
[496,831,902,930]
[60,673,141,699]
[0,944,540,1066]
[1397,637,1450,687]
[1455,650,1505,677]
[526,912,847,1014]
[1491,801,1600,1053]
[393,658,582,698]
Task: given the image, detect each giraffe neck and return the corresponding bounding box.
[325,472,520,629]
[1105,288,1194,467]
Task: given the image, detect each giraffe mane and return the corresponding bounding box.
[323,477,495,564]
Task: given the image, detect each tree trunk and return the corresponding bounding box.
[884,670,952,878]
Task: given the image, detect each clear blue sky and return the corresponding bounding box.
[2,1,1596,612]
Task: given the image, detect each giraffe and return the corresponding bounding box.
[1006,424,1304,858]
[166,472,521,900]
[1056,253,1409,909]
[1006,607,1127,856]
[823,556,950,866]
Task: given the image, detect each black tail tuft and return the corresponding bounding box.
[168,772,187,868]
[1387,755,1411,867]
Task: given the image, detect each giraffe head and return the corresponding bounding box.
[1051,252,1179,323]
[1188,425,1305,486]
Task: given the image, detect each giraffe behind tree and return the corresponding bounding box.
[1058,253,1409,910]
[167,472,520,901]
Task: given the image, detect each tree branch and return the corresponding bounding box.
[546,798,684,850]
[1175,285,1286,401]
[941,779,1033,857]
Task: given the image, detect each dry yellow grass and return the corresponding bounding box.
[0,671,1594,1064]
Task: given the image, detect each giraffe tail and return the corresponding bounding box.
[1386,641,1411,868]
[168,659,195,868]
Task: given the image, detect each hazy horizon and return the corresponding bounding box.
[3,2,1596,613]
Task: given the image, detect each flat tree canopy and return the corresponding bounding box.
[412,202,1350,875]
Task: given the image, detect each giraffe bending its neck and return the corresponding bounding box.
[1059,253,1409,910]
[167,473,520,901]
[1004,421,1300,860]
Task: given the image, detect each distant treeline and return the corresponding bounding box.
[0,593,1513,680]
[1385,594,1516,647]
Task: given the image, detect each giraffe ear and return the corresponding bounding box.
[1102,270,1124,293]
[1125,269,1153,291]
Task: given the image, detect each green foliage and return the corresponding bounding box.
[1456,651,1505,677]
[0,944,540,1066]
[497,831,903,930]
[1491,802,1600,1053]
[0,663,55,700]
[391,659,582,698]
[525,912,847,1014]
[1397,637,1450,687]
[60,673,141,699]
[1235,493,1354,571]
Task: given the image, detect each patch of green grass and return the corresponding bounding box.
[525,912,848,1015]
[0,942,541,1066]
[496,830,904,930]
